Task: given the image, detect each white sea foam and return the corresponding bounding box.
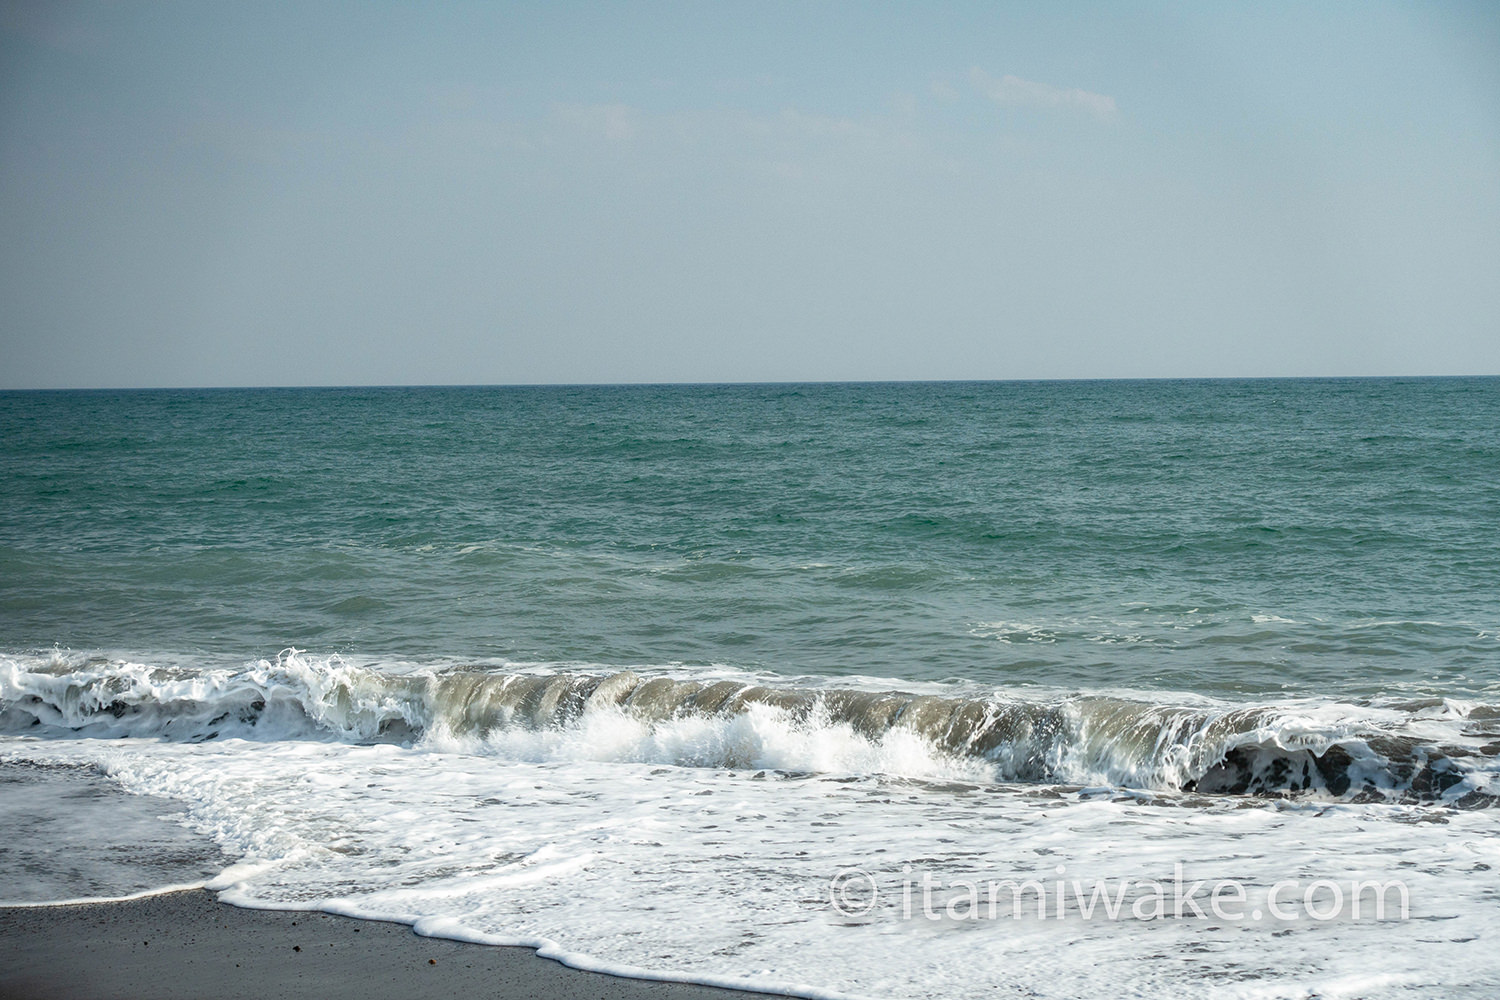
[4,730,1498,999]
[4,651,1499,800]
[4,651,1500,998]
[0,881,214,908]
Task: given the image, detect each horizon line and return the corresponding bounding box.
[2,373,1498,393]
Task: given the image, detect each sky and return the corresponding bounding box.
[1,1,1497,388]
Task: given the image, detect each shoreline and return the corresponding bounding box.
[0,889,788,1000]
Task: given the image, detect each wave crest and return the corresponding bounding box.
[3,651,1497,804]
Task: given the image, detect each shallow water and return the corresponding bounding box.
[0,761,227,903]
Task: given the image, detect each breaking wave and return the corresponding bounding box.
[3,650,1497,805]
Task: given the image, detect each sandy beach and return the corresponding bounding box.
[0,890,773,1000]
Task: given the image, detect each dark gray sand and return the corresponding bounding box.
[0,889,779,1000]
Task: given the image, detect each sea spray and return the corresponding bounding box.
[4,651,1496,804]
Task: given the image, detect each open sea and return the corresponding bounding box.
[3,378,1499,998]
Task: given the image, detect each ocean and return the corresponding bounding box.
[2,378,1498,997]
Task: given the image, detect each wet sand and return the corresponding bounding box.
[0,889,780,1000]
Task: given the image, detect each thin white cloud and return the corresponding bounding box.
[969,68,1117,118]
[929,78,961,103]
[548,103,894,152]
[554,103,640,141]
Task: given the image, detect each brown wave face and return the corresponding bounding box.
[4,662,1497,805]
[420,669,1500,806]
[428,669,1071,762]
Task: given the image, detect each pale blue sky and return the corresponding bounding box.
[2,1,1496,387]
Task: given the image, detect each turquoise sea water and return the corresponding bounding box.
[5,378,1500,999]
[4,378,1498,695]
